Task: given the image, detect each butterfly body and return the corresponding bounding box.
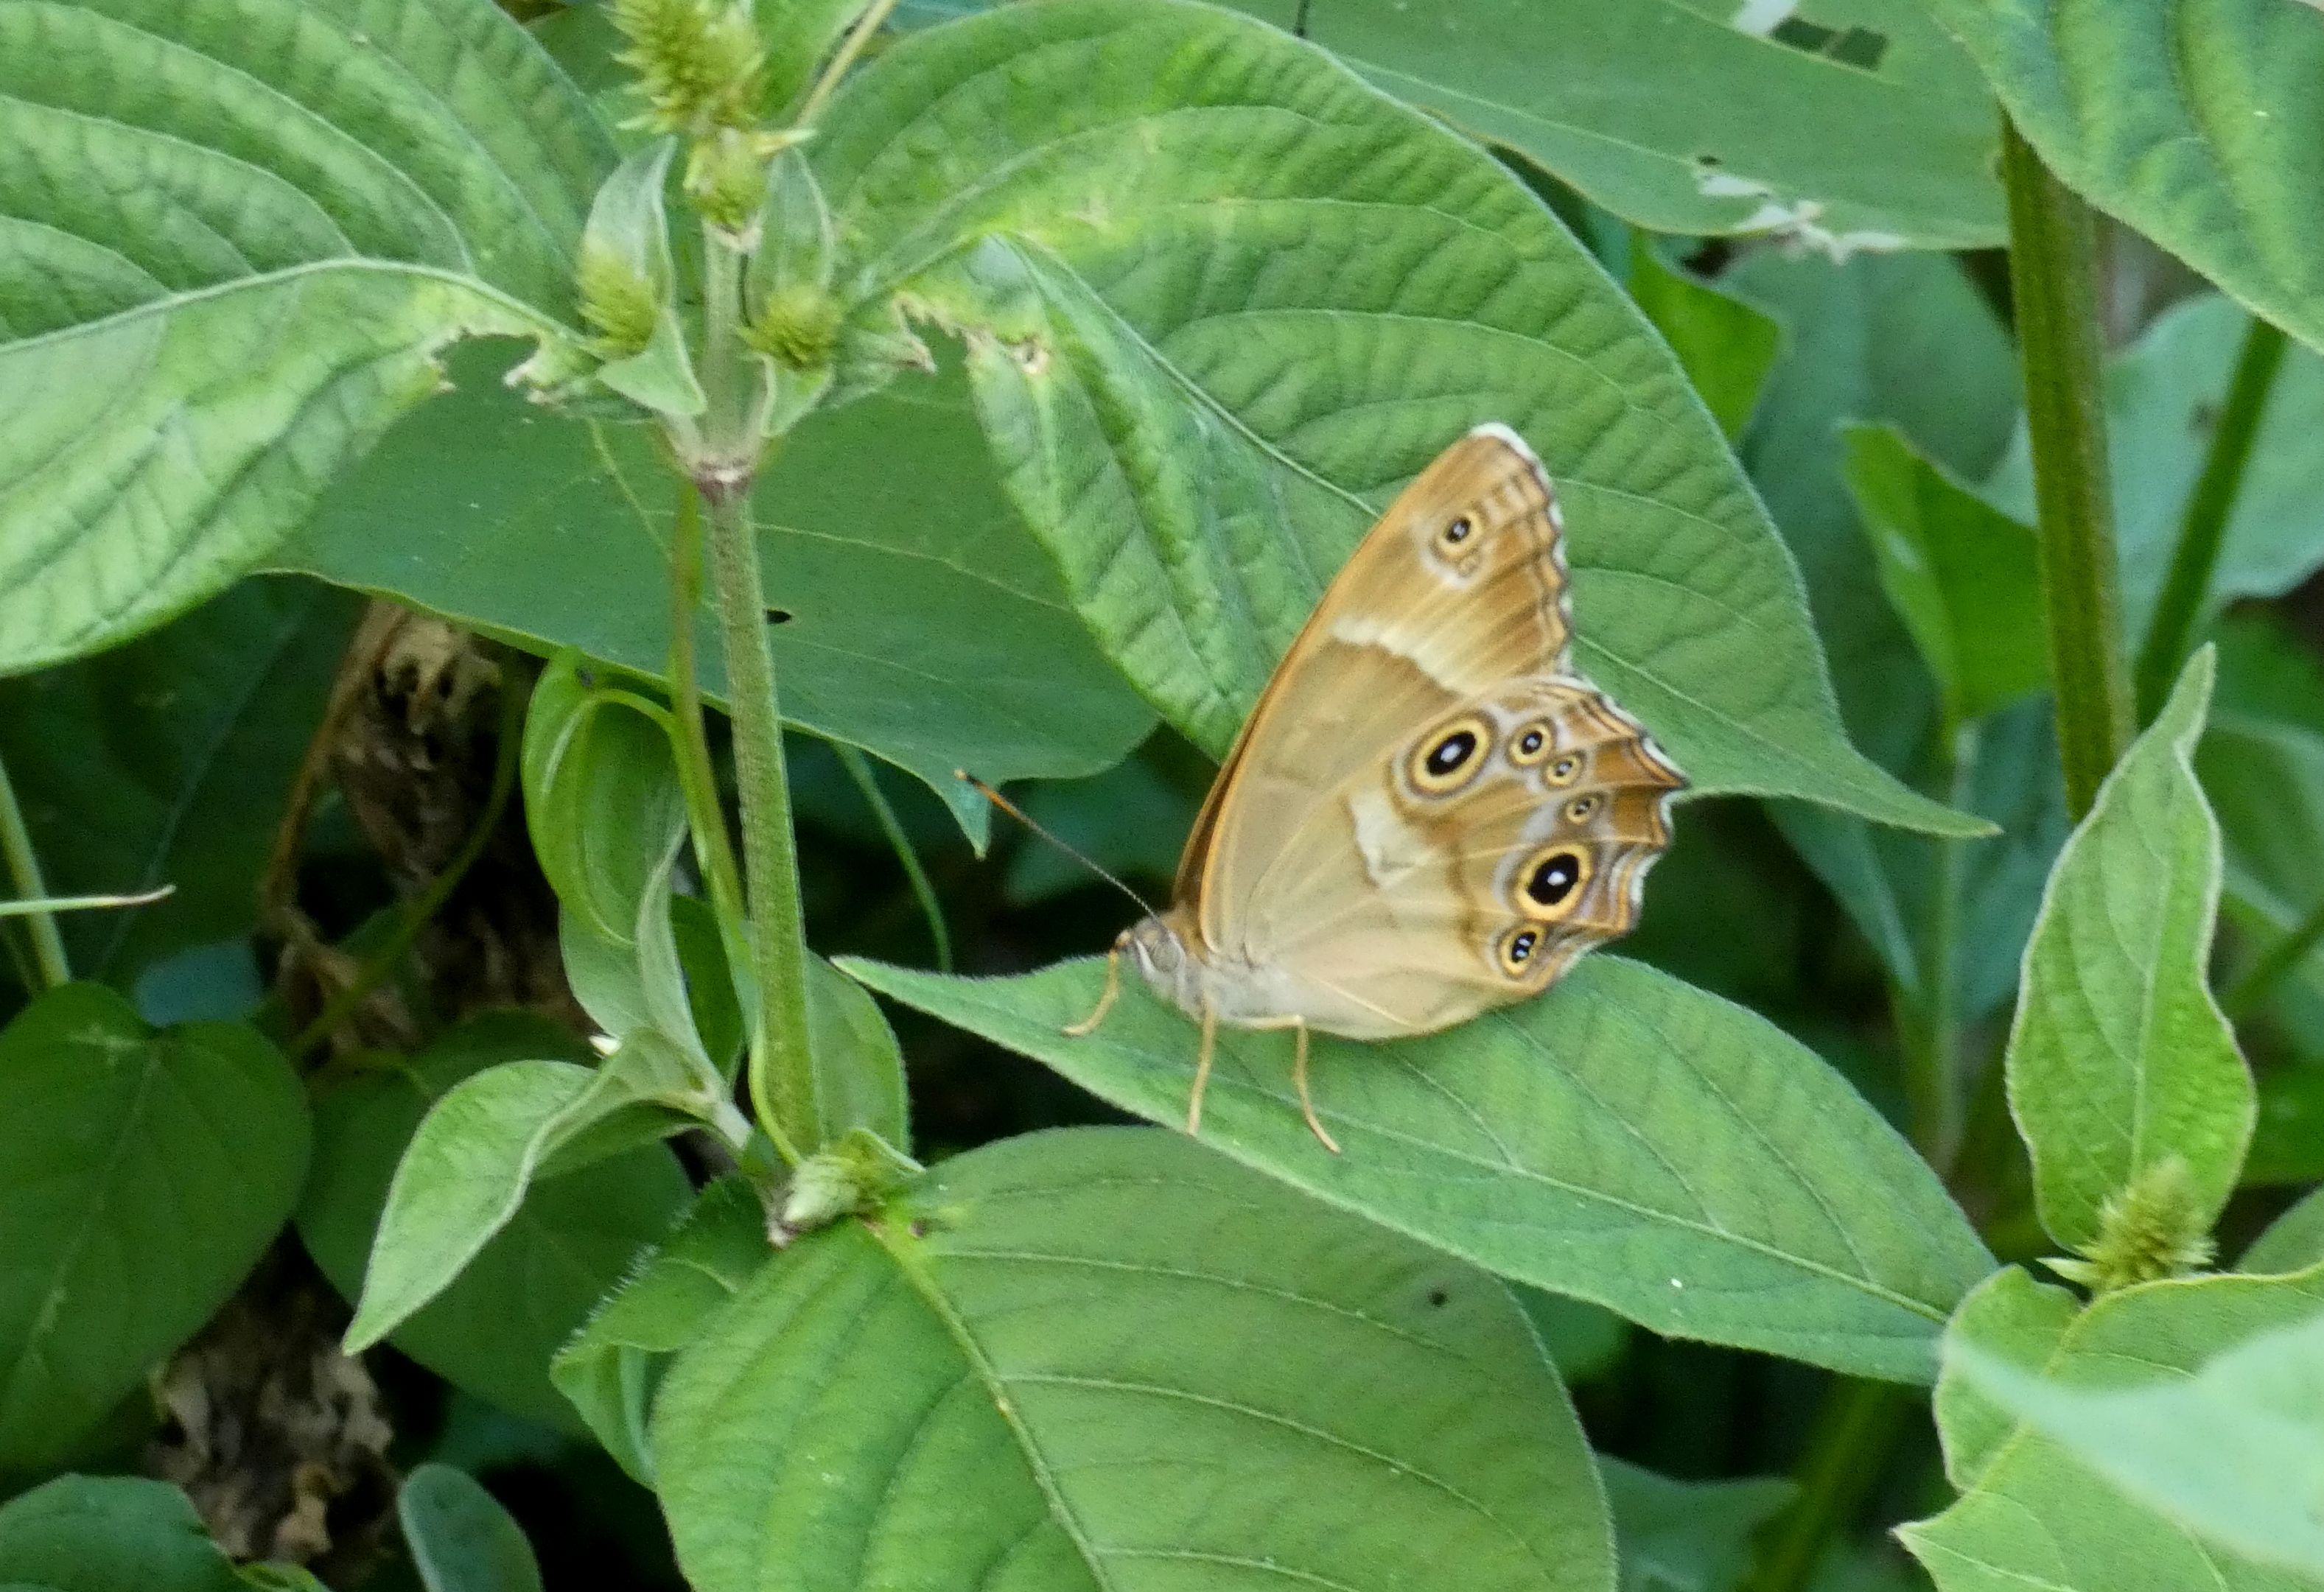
[1073,424,1684,1143]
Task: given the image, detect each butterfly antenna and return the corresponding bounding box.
[955,770,1158,918]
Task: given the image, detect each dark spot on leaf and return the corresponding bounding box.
[765,607,794,625]
[909,1218,929,1238]
[1427,1288,1448,1308]
[1767,15,1889,71]
[576,666,598,687]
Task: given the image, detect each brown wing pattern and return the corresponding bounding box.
[1171,423,1686,1039]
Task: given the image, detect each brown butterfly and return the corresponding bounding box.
[1068,424,1684,1151]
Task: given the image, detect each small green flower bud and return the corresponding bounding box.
[610,0,765,136]
[776,1128,919,1236]
[744,280,842,371]
[574,242,660,355]
[2047,1157,2216,1294]
[685,128,774,240]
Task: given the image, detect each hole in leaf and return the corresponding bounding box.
[764,606,794,625]
[1768,15,1889,70]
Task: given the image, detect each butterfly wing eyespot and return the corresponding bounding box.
[1508,719,1555,766]
[1564,793,1600,824]
[1496,925,1541,977]
[1408,712,1494,795]
[1514,844,1592,921]
[1544,751,1586,787]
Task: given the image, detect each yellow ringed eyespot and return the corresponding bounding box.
[1545,751,1585,787]
[1497,925,1541,976]
[1409,713,1493,794]
[1514,845,1592,920]
[1509,720,1554,765]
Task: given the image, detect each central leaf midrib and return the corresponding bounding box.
[868,1223,1118,1592]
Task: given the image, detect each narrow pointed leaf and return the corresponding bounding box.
[843,955,1994,1381]
[2006,648,2255,1252]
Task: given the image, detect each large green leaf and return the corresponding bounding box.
[1922,0,2324,354]
[654,1127,1615,1592]
[0,985,309,1474]
[0,578,357,986]
[0,0,607,672]
[0,1476,245,1592]
[1222,0,2002,250]
[275,346,1155,839]
[1901,1264,2324,1592]
[1626,248,1782,441]
[2006,649,2254,1254]
[843,955,1994,1381]
[297,1013,691,1431]
[1986,295,2324,639]
[815,0,1977,836]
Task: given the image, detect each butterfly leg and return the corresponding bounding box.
[1290,1022,1341,1155]
[1186,998,1217,1137]
[1063,944,1121,1037]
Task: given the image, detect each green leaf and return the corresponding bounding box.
[2199,681,2324,1032]
[800,952,910,1154]
[0,1477,243,1592]
[1922,0,2324,355]
[399,1465,545,1592]
[1599,1458,1794,1592]
[273,346,1154,841]
[654,1127,1616,1592]
[1628,248,1782,441]
[2243,1187,2324,1275]
[2006,648,2255,1254]
[818,0,1977,837]
[0,0,608,672]
[298,1013,692,1431]
[1902,1263,2324,1592]
[758,0,867,115]
[522,653,689,947]
[2245,1066,2324,1188]
[1520,1290,1631,1386]
[552,1177,768,1482]
[1841,424,2045,728]
[1986,295,2324,639]
[841,955,1995,1381]
[1220,0,2003,250]
[0,579,358,984]
[345,1037,708,1352]
[0,985,308,1473]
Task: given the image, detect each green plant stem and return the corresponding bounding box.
[1903,723,1979,1173]
[1746,1380,1914,1592]
[2225,891,2324,1019]
[292,679,525,1060]
[666,481,753,974]
[2135,315,2288,721]
[2000,119,2133,820]
[791,0,901,127]
[836,743,952,972]
[0,752,69,991]
[702,482,819,1161]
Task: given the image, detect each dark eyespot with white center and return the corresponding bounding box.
[1514,844,1594,921]
[1408,713,1493,795]
[1545,751,1585,788]
[1509,720,1554,766]
[1565,793,1600,824]
[1432,513,1480,561]
[1497,926,1540,977]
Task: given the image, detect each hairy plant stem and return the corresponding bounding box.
[1903,722,1980,1173]
[2001,119,2133,820]
[1746,1379,1914,1592]
[836,743,952,972]
[0,752,68,991]
[704,481,819,1163]
[2134,315,2287,720]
